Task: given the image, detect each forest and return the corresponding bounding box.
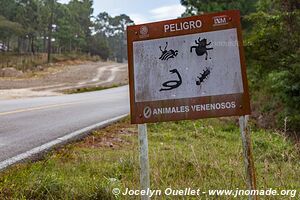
[0,0,299,133]
[180,0,300,133]
[0,0,133,62]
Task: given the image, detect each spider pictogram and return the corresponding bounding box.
[190,37,213,60]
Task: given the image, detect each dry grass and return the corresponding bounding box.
[0,53,47,71]
[0,52,100,73]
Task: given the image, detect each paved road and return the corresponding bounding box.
[0,86,129,162]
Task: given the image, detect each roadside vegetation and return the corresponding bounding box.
[0,52,100,73]
[63,84,121,94]
[180,0,300,134]
[0,117,299,199]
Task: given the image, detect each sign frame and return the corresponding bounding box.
[127,10,251,124]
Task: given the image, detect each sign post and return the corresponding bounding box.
[239,115,257,200]
[138,124,150,200]
[127,10,255,199]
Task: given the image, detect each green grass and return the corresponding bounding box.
[63,84,121,94]
[0,117,299,199]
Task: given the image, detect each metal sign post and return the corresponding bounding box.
[239,115,257,200]
[138,124,150,200]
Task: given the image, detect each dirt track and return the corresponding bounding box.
[0,61,128,99]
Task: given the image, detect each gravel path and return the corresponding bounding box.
[0,62,128,99]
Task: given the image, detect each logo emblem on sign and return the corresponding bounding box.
[140,25,148,35]
[143,106,152,118]
[213,15,230,26]
[139,25,149,38]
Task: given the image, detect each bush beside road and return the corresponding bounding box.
[0,117,299,199]
[0,53,100,75]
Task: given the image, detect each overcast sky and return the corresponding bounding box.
[58,0,186,24]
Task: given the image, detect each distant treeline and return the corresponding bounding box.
[0,0,134,62]
[180,0,300,132]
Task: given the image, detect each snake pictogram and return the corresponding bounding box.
[160,69,182,91]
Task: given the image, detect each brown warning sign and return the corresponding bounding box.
[127,10,250,124]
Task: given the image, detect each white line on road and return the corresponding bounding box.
[0,114,128,171]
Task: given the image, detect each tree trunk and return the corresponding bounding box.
[47,1,54,63]
[43,30,47,53]
[17,37,21,53]
[31,36,35,55]
[28,37,31,54]
[69,38,72,52]
[6,37,10,52]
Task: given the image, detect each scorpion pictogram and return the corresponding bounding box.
[159,42,178,61]
[196,67,211,86]
[190,37,213,60]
